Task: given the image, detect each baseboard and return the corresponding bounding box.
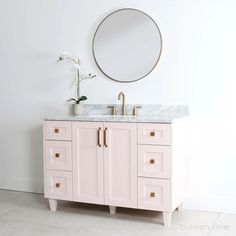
[0,180,43,194]
[183,193,236,214]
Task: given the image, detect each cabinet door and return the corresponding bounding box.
[104,122,137,208]
[72,122,104,204]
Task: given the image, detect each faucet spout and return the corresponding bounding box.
[118,92,126,115]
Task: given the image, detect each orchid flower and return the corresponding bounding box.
[58,52,96,103]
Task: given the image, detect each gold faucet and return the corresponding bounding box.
[118,92,126,115]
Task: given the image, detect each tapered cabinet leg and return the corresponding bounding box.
[49,199,57,211]
[177,202,184,212]
[109,206,117,214]
[163,212,172,226]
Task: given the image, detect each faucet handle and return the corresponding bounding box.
[107,105,117,115]
[133,105,142,116]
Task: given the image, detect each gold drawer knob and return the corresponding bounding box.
[150,192,156,198]
[55,183,61,188]
[55,153,60,158]
[150,131,156,137]
[150,159,155,164]
[54,128,60,133]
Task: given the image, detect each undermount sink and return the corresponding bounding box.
[90,115,135,118]
[84,114,137,120]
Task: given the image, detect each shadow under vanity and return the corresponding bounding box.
[43,104,188,226]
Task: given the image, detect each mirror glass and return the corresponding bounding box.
[93,8,162,83]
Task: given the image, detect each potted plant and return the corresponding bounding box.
[67,96,87,115]
[58,52,96,115]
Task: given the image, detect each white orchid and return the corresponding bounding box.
[58,52,96,103]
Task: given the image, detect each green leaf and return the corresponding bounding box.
[77,96,87,104]
[67,98,77,103]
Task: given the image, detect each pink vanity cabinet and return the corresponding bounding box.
[43,119,187,226]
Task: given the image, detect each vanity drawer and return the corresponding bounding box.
[44,121,72,141]
[138,123,171,145]
[45,141,72,171]
[138,177,170,211]
[138,145,171,179]
[45,170,72,201]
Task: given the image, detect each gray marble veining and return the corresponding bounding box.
[45,104,188,124]
[81,104,188,116]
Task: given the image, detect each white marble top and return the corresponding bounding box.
[45,104,188,124]
[45,114,188,124]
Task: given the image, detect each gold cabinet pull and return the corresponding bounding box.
[55,153,60,158]
[150,159,155,164]
[54,128,60,133]
[104,127,108,148]
[55,183,61,188]
[150,192,156,198]
[150,131,155,137]
[97,127,102,147]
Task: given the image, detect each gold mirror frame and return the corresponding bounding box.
[92,8,163,83]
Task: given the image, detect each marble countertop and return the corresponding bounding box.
[45,114,187,124]
[44,104,189,124]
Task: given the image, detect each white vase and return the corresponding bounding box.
[73,104,84,115]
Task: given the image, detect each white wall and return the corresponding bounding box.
[0,0,236,213]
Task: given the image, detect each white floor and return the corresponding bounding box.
[0,190,235,236]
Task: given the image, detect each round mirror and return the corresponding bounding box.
[92,8,162,83]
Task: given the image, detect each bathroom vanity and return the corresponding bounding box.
[44,7,188,226]
[43,105,188,226]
